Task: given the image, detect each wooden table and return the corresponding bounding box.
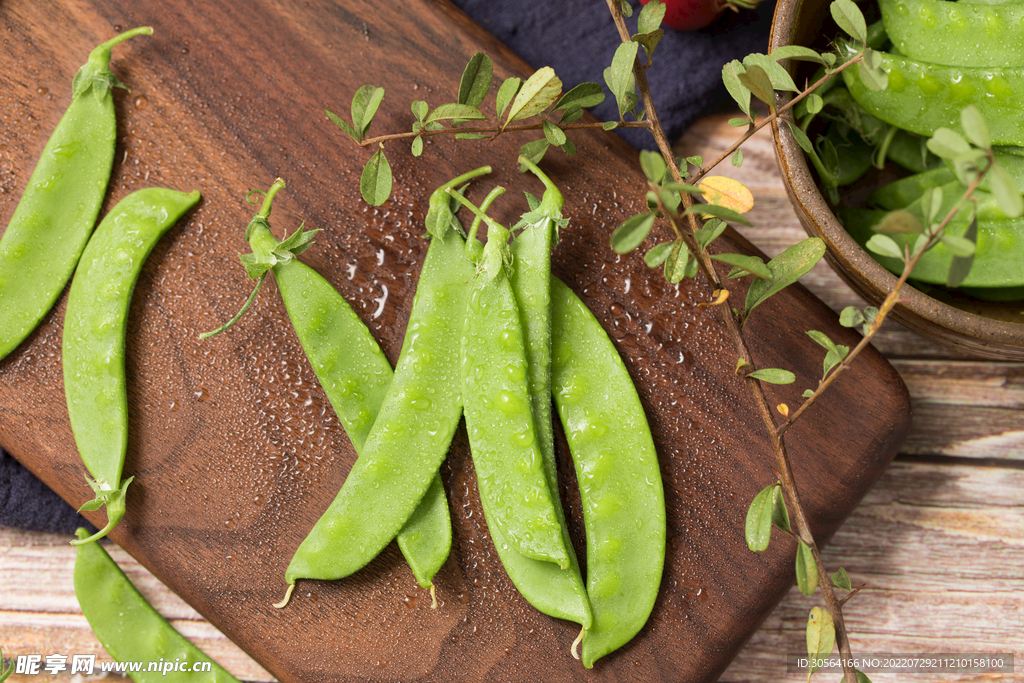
[2,115,1021,683]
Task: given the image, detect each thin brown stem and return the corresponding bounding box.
[688,54,863,185]
[358,119,651,147]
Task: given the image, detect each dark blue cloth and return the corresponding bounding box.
[1,0,775,533]
[452,0,776,148]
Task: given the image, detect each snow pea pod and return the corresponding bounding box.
[880,0,1024,68]
[841,207,1024,287]
[73,528,238,682]
[550,278,665,669]
[0,27,151,361]
[282,169,482,589]
[461,187,593,630]
[455,191,570,568]
[840,40,1024,145]
[65,187,200,546]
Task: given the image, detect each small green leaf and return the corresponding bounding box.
[875,209,924,234]
[831,0,868,44]
[745,484,776,552]
[518,138,550,167]
[360,146,392,206]
[411,135,423,157]
[927,128,971,160]
[743,53,799,93]
[640,149,667,184]
[620,0,633,17]
[803,389,814,398]
[806,607,836,672]
[684,203,753,226]
[561,138,577,156]
[633,29,665,59]
[427,103,486,123]
[606,42,640,118]
[554,82,605,111]
[771,485,791,533]
[960,105,991,150]
[770,45,828,65]
[351,85,385,140]
[602,121,619,131]
[686,155,704,168]
[506,67,562,125]
[455,132,491,140]
[866,234,904,259]
[458,53,493,108]
[863,48,883,70]
[745,237,826,315]
[638,0,666,33]
[722,60,752,117]
[989,163,1024,218]
[710,253,772,280]
[796,540,817,596]
[611,213,655,254]
[325,108,359,143]
[738,64,776,110]
[747,368,796,384]
[695,218,727,250]
[921,186,946,225]
[806,329,838,353]
[858,63,889,91]
[948,210,978,288]
[831,567,852,591]
[543,120,567,146]
[645,241,675,267]
[728,117,751,128]
[411,100,428,123]
[662,182,705,195]
[787,120,814,155]
[806,93,823,114]
[495,78,522,121]
[664,240,690,283]
[732,149,744,167]
[941,233,976,258]
[839,306,865,328]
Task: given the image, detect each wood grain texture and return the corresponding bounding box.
[0,3,909,682]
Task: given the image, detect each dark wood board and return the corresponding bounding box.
[0,1,911,681]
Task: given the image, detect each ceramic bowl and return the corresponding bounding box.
[769,0,1024,360]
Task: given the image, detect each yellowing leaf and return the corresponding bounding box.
[699,176,754,216]
[505,67,562,127]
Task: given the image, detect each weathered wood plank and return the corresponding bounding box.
[721,460,1024,682]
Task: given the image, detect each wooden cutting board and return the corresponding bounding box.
[0,1,911,681]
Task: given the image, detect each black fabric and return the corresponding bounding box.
[1,0,775,532]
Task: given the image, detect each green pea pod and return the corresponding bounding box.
[0,27,151,361]
[73,528,238,682]
[880,0,1024,68]
[841,207,1024,287]
[282,170,481,588]
[870,167,956,210]
[550,278,665,669]
[840,40,1024,145]
[461,213,570,568]
[459,187,593,629]
[65,187,200,546]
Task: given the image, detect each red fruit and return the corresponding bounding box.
[641,0,757,32]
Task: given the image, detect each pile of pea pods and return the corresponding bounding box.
[210,161,666,668]
[797,0,1024,299]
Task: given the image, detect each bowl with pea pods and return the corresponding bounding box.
[769,0,1024,359]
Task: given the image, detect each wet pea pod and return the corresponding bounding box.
[839,40,1024,145]
[65,188,200,546]
[840,207,1024,288]
[869,167,956,210]
[880,0,1024,68]
[73,528,239,682]
[451,188,570,569]
[281,168,485,590]
[0,27,151,361]
[550,277,665,669]
[460,178,593,630]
